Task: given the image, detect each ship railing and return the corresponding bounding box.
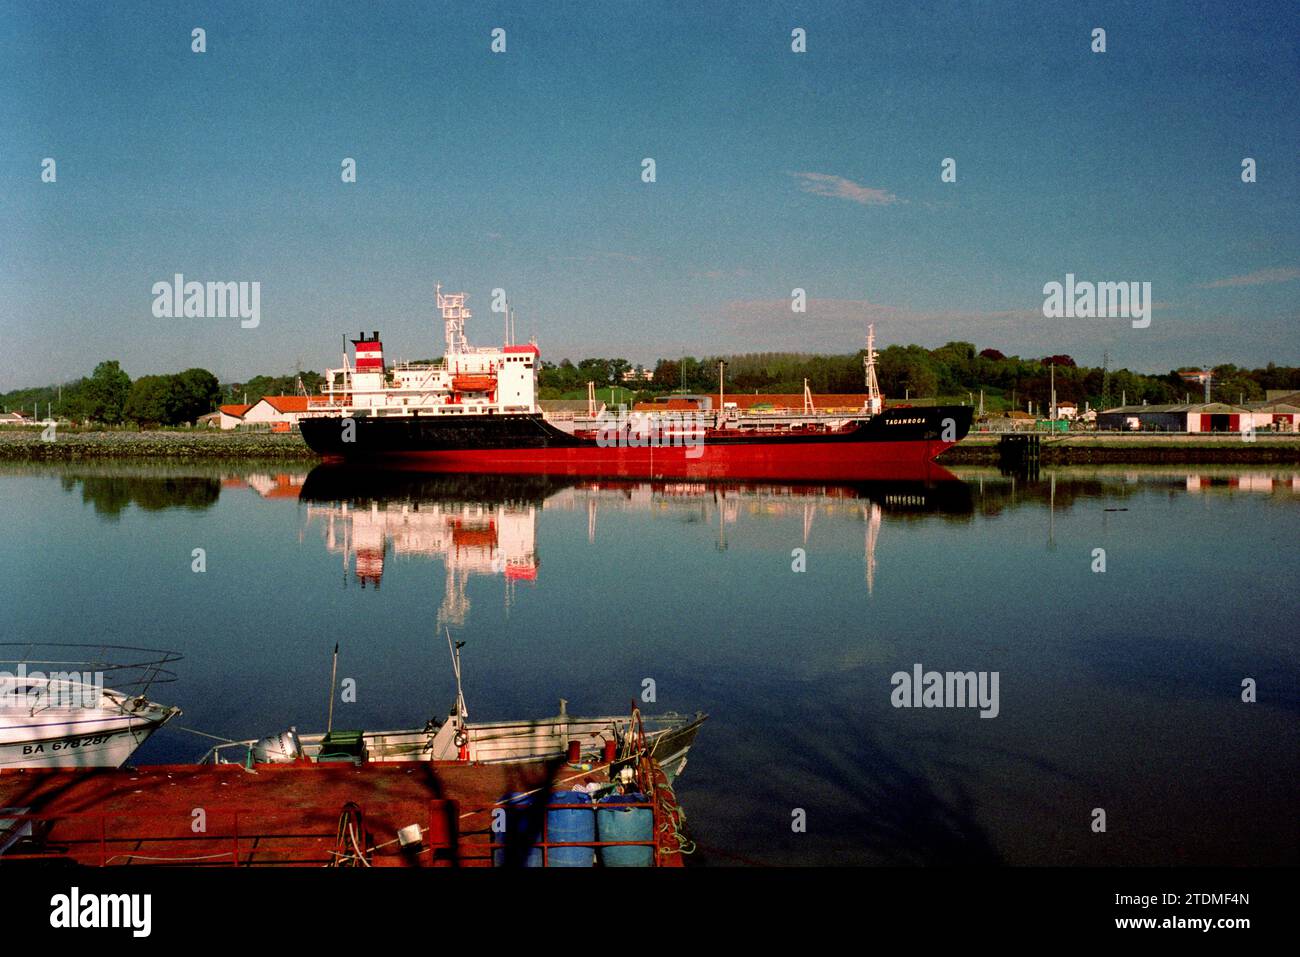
[0,801,665,867]
[197,740,260,765]
[196,736,434,765]
[0,802,457,867]
[0,643,181,700]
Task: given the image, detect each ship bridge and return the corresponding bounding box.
[310,284,539,418]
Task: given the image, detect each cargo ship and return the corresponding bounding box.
[298,285,973,480]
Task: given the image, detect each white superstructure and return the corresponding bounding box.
[312,285,540,418]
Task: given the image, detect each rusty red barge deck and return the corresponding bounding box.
[0,755,689,867]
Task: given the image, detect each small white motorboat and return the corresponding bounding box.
[0,645,182,769]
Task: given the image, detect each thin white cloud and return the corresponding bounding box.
[1198,266,1300,288]
[790,172,901,206]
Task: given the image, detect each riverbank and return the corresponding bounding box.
[0,429,318,460]
[939,432,1300,464]
[3,427,1298,464]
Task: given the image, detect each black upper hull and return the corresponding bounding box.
[298,406,974,459]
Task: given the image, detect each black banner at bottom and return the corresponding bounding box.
[7,865,1284,942]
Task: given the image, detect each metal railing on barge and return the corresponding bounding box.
[0,795,675,868]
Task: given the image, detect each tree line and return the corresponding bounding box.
[0,364,330,427]
[540,344,1300,411]
[5,345,1298,425]
[0,362,221,427]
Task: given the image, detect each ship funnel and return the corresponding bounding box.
[351,332,385,373]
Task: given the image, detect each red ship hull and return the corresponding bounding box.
[366,437,960,481]
[299,406,974,482]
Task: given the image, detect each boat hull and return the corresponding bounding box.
[289,712,707,786]
[0,758,688,867]
[299,406,973,481]
[0,712,177,769]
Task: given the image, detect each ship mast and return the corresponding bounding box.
[446,627,468,724]
[864,324,883,415]
[437,282,471,356]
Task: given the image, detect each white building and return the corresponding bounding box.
[218,404,252,430]
[242,396,313,429]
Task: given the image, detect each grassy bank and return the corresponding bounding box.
[0,428,319,461]
[940,433,1300,464]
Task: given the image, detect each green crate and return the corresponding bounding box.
[318,730,366,760]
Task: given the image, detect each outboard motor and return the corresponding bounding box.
[251,727,303,763]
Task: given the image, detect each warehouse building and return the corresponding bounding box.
[1096,403,1253,432]
[1241,399,1299,433]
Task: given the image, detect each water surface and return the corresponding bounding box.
[1,463,1295,865]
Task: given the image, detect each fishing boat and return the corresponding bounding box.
[200,637,705,786]
[297,284,973,480]
[0,640,699,867]
[0,645,181,769]
[0,744,692,867]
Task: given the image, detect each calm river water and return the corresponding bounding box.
[1,463,1295,865]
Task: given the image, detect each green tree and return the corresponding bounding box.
[83,361,132,424]
[123,375,178,426]
[879,345,938,398]
[608,358,632,385]
[171,368,221,424]
[652,359,681,390]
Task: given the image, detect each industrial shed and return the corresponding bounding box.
[1096,403,1252,432]
[1241,401,1298,432]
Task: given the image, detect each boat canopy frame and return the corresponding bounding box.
[0,643,182,699]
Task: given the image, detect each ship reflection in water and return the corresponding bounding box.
[303,478,541,627]
[296,464,976,608]
[10,462,1294,864]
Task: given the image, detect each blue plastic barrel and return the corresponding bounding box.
[596,792,654,867]
[545,790,594,867]
[491,792,543,868]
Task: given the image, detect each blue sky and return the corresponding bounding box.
[1,0,1296,389]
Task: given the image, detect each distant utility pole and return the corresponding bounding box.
[1101,351,1111,410]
